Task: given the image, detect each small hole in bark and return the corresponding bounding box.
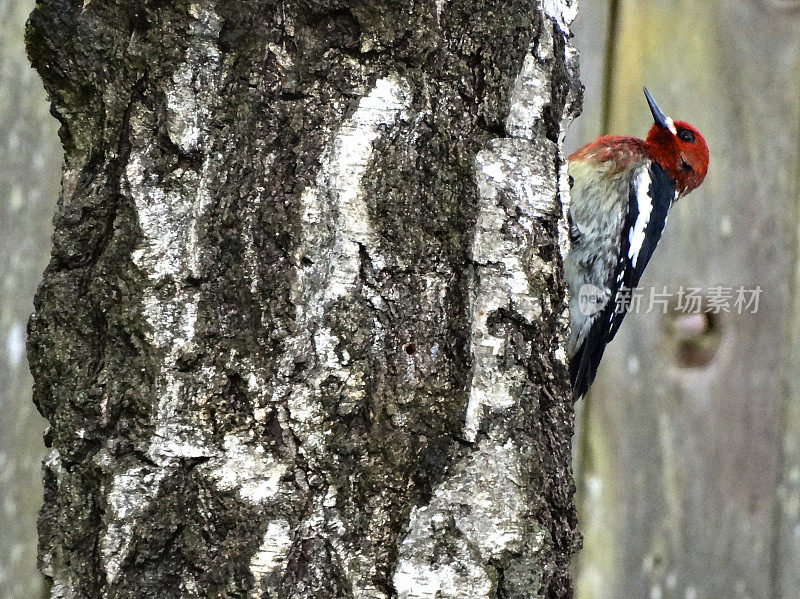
[404,343,416,356]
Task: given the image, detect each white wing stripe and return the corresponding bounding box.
[628,168,652,268]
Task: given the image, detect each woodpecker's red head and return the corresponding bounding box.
[643,88,709,198]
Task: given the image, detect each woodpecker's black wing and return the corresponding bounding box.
[570,161,675,399]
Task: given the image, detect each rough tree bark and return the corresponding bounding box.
[26,0,580,597]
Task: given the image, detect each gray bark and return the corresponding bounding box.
[26,0,580,597]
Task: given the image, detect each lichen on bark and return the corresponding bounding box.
[26,0,580,597]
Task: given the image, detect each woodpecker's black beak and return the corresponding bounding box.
[643,88,674,132]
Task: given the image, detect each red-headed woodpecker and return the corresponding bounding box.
[565,88,709,399]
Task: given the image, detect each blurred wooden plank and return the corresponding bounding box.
[572,0,800,597]
[778,19,800,592]
[0,0,61,597]
[564,3,620,599]
[563,0,608,156]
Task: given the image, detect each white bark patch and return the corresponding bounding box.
[128,142,215,462]
[242,153,275,296]
[506,0,577,361]
[103,7,295,585]
[202,434,288,504]
[280,73,411,454]
[540,0,578,34]
[266,73,411,597]
[249,519,293,595]
[465,142,555,442]
[127,6,222,463]
[392,141,556,598]
[506,53,551,140]
[506,7,575,143]
[392,3,574,584]
[393,439,541,598]
[105,103,218,586]
[48,579,75,599]
[298,74,410,302]
[395,559,492,599]
[166,7,222,153]
[100,466,167,583]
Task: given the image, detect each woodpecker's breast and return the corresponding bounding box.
[565,158,675,357]
[564,159,636,356]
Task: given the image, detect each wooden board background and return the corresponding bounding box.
[0,0,60,597]
[565,1,800,597]
[4,0,800,596]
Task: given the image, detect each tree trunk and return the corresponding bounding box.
[26,1,580,597]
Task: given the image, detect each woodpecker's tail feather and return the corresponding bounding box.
[569,307,612,401]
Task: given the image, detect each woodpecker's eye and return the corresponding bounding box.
[677,129,695,143]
